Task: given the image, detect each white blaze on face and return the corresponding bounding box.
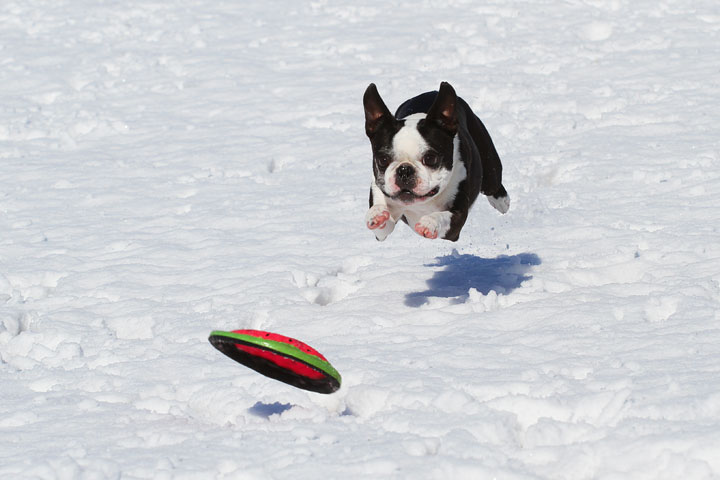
[386,113,452,198]
[392,114,428,162]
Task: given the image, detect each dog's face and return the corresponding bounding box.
[364,84,458,205]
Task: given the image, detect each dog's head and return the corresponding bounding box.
[363,82,459,204]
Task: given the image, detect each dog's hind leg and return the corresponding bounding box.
[487,184,510,214]
[458,97,510,214]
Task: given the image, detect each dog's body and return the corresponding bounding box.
[363,82,509,242]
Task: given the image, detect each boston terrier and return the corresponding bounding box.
[363,81,509,242]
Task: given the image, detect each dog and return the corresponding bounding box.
[363,81,509,242]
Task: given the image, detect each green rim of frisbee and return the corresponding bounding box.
[209,330,341,384]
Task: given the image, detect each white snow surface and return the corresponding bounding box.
[2,1,720,478]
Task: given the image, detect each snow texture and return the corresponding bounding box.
[2,1,720,478]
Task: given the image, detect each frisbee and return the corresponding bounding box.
[208,329,341,394]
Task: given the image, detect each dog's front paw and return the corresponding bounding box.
[414,212,452,240]
[366,206,390,230]
[414,223,438,239]
[366,205,395,241]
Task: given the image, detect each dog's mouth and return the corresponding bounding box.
[392,186,440,203]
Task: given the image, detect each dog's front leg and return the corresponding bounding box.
[414,209,467,241]
[366,185,396,241]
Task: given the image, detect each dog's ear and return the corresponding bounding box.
[363,83,393,137]
[426,81,458,133]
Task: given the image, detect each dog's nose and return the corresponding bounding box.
[396,164,415,189]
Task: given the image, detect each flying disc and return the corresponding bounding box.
[208,329,341,394]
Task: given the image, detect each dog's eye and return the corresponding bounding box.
[422,152,440,167]
[375,154,391,168]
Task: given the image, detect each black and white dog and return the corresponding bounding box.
[363,82,509,242]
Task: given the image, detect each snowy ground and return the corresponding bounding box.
[2,0,720,478]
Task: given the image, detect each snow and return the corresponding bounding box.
[2,0,720,478]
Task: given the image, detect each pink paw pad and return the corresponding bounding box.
[414,223,438,239]
[368,210,390,230]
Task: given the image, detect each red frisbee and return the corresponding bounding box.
[208,329,341,394]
